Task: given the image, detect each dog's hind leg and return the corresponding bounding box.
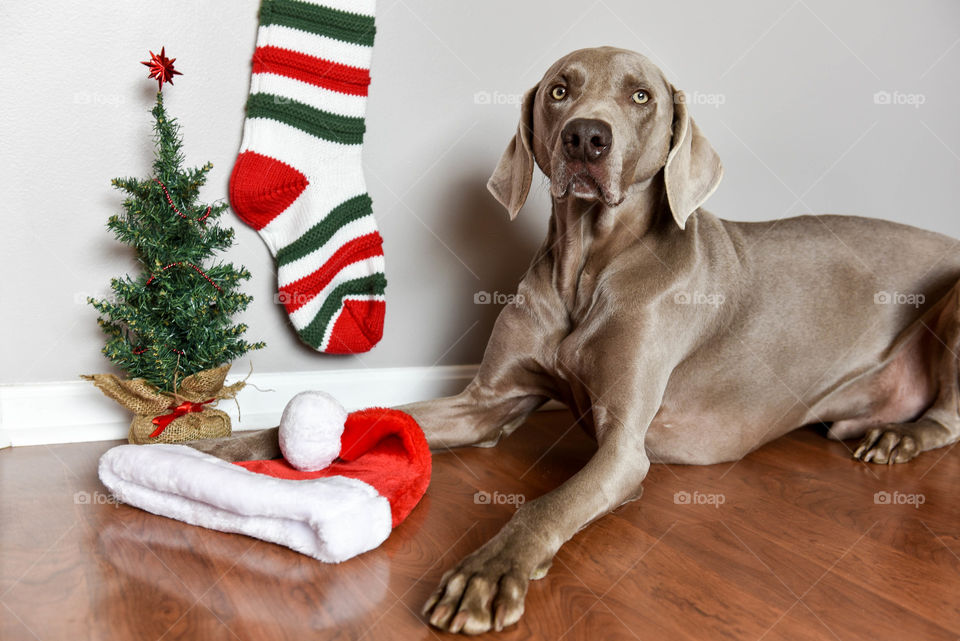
[854,281,960,464]
[400,383,548,450]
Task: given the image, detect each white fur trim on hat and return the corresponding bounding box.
[279,390,347,472]
[98,444,392,563]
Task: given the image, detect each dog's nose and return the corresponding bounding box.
[561,118,613,162]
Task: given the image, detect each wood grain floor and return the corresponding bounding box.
[1,411,958,640]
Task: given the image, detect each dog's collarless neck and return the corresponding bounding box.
[546,177,668,312]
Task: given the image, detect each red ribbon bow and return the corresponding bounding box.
[150,399,215,438]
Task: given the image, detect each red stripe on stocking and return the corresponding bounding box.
[279,232,384,314]
[253,46,371,96]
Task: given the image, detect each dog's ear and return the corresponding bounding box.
[664,89,723,229]
[487,84,539,219]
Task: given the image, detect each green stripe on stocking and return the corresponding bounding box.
[261,0,377,47]
[277,194,374,267]
[298,272,387,348]
[247,93,366,144]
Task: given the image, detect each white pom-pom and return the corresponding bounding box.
[279,391,347,472]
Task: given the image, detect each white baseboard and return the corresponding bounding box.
[0,365,483,447]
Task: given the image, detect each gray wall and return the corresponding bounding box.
[2,0,959,384]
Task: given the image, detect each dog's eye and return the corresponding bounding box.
[550,85,567,101]
[631,90,649,104]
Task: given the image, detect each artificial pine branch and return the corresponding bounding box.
[90,91,264,392]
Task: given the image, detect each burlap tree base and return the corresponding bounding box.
[83,364,245,444]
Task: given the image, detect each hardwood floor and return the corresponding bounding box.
[1,411,958,640]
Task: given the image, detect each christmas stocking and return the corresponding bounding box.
[229,0,386,353]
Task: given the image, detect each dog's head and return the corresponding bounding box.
[487,47,722,229]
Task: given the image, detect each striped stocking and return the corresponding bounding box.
[229,0,385,353]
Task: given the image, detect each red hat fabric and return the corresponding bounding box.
[237,408,431,528]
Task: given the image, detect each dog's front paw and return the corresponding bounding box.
[422,535,546,634]
[853,425,920,464]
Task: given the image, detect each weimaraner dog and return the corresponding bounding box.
[191,47,960,634]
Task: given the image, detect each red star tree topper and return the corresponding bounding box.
[141,47,182,91]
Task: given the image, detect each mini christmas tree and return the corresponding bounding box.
[86,49,264,444]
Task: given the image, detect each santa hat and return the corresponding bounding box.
[98,392,431,563]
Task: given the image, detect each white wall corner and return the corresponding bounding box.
[0,364,482,447]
